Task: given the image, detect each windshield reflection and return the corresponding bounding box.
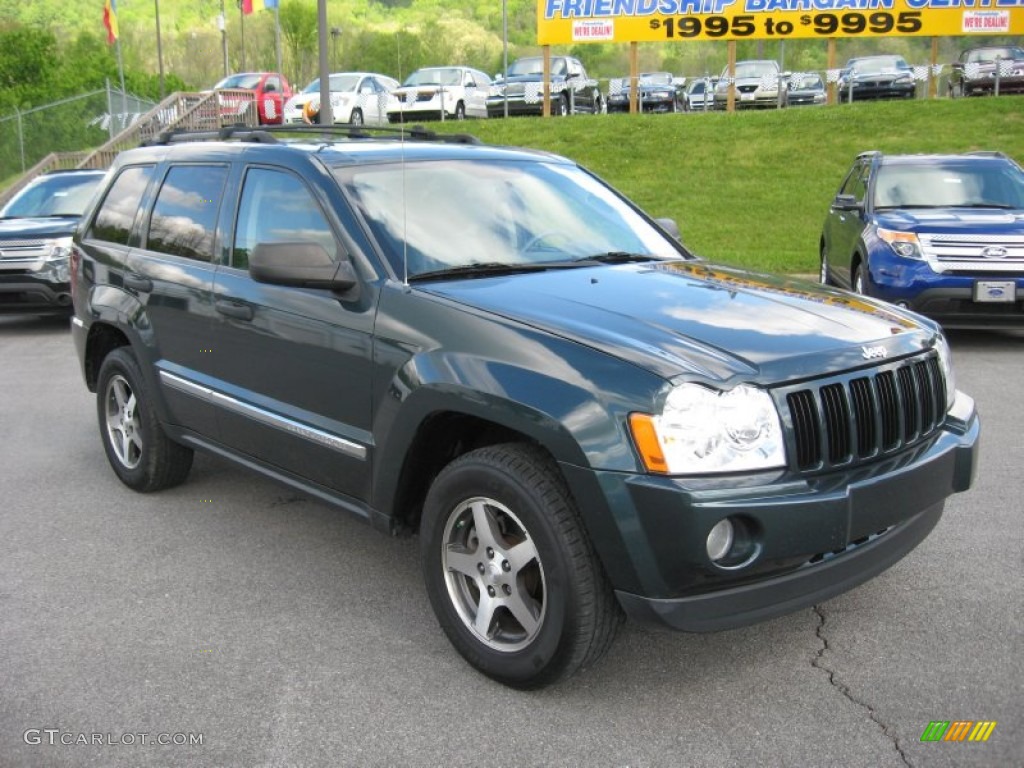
[334,159,686,278]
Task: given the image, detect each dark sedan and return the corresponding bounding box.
[607,72,684,113]
[838,55,916,102]
[949,46,1024,97]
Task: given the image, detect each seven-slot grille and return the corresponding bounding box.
[783,354,946,473]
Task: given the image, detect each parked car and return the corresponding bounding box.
[837,56,915,103]
[487,56,604,117]
[606,72,684,113]
[386,66,491,122]
[70,124,977,689]
[786,72,826,106]
[283,72,399,126]
[820,150,1024,327]
[949,45,1024,97]
[683,77,717,112]
[0,169,105,315]
[210,72,292,125]
[713,60,787,109]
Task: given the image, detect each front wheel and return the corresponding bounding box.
[349,108,364,126]
[853,262,867,295]
[97,348,193,492]
[454,101,466,120]
[420,444,621,689]
[556,94,569,116]
[819,244,836,286]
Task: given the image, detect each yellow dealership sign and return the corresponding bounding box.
[537,0,1024,43]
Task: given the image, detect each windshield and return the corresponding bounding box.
[640,73,673,86]
[793,74,823,89]
[404,68,461,87]
[0,173,103,218]
[966,47,1023,63]
[733,62,778,78]
[303,74,361,94]
[873,160,1024,209]
[508,58,545,76]
[334,159,686,278]
[851,57,908,75]
[214,74,262,90]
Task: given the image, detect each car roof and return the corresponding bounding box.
[872,152,1014,167]
[119,133,568,169]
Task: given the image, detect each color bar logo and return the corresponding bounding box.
[921,721,997,742]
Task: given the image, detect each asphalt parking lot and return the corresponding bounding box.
[1,314,1020,768]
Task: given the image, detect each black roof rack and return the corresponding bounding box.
[144,122,481,148]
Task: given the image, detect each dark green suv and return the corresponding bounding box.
[71,126,979,689]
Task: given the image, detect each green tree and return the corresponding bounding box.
[279,0,318,85]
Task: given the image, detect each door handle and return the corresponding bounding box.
[215,299,254,321]
[124,273,153,292]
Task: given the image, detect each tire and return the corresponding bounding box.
[96,348,193,492]
[949,82,962,99]
[420,443,621,689]
[454,101,466,120]
[853,261,867,295]
[349,108,363,126]
[556,94,569,117]
[820,244,836,286]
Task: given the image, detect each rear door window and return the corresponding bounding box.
[146,165,229,262]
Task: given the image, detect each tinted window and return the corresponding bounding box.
[147,165,228,262]
[840,162,868,203]
[232,167,337,270]
[88,166,155,245]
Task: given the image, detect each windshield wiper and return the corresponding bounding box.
[952,203,1016,210]
[409,261,576,282]
[571,251,660,264]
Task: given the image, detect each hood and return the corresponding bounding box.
[874,208,1024,234]
[0,217,79,239]
[421,261,932,383]
[500,73,559,86]
[850,70,911,83]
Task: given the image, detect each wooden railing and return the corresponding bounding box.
[76,89,261,170]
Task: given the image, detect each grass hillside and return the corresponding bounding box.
[439,98,1024,274]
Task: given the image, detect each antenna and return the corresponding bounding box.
[397,31,409,286]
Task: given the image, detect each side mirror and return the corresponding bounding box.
[655,217,681,240]
[832,194,862,212]
[249,241,357,291]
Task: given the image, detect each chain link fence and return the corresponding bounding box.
[0,83,156,184]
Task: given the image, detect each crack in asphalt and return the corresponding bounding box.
[812,605,913,768]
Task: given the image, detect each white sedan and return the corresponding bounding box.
[386,66,492,122]
[283,72,399,126]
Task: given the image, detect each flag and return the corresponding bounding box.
[103,0,119,44]
[241,0,273,13]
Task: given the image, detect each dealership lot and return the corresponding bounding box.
[1,314,1020,767]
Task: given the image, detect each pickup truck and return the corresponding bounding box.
[487,55,604,117]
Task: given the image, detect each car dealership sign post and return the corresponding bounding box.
[536,0,1024,111]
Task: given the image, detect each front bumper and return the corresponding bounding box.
[563,393,978,632]
[0,275,72,314]
[486,96,544,117]
[840,83,915,101]
[866,258,1024,328]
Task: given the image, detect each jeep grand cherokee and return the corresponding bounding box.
[71,125,979,689]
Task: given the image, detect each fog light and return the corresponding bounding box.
[706,519,734,562]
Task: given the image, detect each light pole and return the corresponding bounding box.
[219,0,228,77]
[502,0,509,117]
[155,0,165,98]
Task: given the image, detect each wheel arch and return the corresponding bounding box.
[375,385,592,534]
[83,322,132,392]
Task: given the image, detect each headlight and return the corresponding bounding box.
[894,74,913,85]
[630,383,786,474]
[935,334,956,412]
[36,236,73,282]
[876,227,922,259]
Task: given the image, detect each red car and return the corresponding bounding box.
[211,72,292,125]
